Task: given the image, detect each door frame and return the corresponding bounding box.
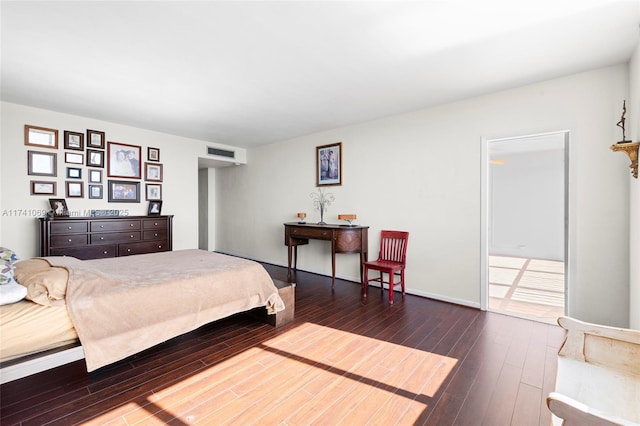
[480,130,572,316]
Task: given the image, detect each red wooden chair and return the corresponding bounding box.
[362,230,409,304]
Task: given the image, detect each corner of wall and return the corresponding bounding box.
[629,38,640,330]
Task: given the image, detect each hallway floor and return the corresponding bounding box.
[488,255,565,324]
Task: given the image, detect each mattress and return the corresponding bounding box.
[0,300,78,363]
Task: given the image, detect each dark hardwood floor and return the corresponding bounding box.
[0,264,565,425]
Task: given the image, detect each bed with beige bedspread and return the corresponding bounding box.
[1,249,285,373]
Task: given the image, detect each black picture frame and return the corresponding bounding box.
[87,129,105,149]
[88,184,103,199]
[107,179,140,203]
[147,200,162,215]
[86,149,104,168]
[63,130,84,150]
[148,147,160,162]
[316,142,342,186]
[66,167,82,179]
[48,198,69,217]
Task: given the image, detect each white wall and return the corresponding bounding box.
[217,64,631,327]
[0,102,244,259]
[489,145,565,260]
[629,42,640,330]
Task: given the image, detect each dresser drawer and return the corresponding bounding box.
[119,240,168,256]
[91,220,141,232]
[91,231,141,245]
[50,245,116,259]
[143,229,167,240]
[50,221,88,234]
[143,218,167,229]
[50,234,88,248]
[289,226,333,240]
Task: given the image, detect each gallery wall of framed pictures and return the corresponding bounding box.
[25,124,164,212]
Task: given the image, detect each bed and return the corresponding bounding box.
[0,249,285,382]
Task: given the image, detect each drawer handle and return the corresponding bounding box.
[130,224,134,227]
[68,226,72,230]
[100,237,104,240]
[100,225,104,228]
[158,245,162,249]
[127,248,131,252]
[154,233,158,237]
[68,239,72,242]
[103,251,108,254]
[154,222,158,226]
[130,234,134,238]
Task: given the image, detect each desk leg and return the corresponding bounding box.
[360,251,367,285]
[287,243,293,281]
[331,242,336,288]
[293,246,298,270]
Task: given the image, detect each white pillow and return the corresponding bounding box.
[0,281,28,305]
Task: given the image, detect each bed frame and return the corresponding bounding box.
[0,279,295,384]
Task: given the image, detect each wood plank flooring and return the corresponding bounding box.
[0,264,566,425]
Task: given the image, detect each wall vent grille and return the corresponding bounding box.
[207,147,235,158]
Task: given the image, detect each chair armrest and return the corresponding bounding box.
[557,317,640,375]
[547,392,639,426]
[558,316,640,345]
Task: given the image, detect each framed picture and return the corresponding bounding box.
[28,150,57,176]
[30,180,56,196]
[48,198,69,217]
[87,129,105,149]
[147,200,162,215]
[108,141,141,178]
[144,162,163,181]
[88,184,103,199]
[316,142,342,186]
[66,181,83,198]
[25,125,58,149]
[66,167,82,179]
[145,183,162,200]
[65,152,84,164]
[63,130,84,150]
[86,149,104,167]
[148,147,160,162]
[88,169,103,183]
[108,180,140,202]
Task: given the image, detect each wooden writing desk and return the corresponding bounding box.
[284,222,369,286]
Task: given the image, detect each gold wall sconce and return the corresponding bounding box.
[610,142,639,178]
[611,100,638,179]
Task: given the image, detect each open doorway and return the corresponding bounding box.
[481,132,568,324]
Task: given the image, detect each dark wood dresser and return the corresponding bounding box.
[39,215,173,260]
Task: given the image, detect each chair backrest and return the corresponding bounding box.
[378,230,409,264]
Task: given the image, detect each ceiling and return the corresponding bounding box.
[2,1,639,149]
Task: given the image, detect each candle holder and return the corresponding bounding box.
[297,212,307,224]
[310,188,334,224]
[338,214,357,226]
